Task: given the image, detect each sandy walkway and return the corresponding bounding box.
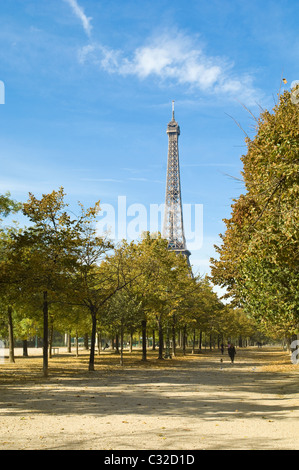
[0,347,299,450]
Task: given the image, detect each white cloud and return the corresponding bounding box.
[80,178,123,183]
[64,0,92,37]
[120,33,224,90]
[79,30,260,104]
[61,0,261,105]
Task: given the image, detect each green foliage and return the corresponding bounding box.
[210,87,299,335]
[0,186,263,372]
[0,192,21,220]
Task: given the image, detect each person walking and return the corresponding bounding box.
[228,343,236,363]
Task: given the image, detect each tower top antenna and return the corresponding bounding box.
[172,100,175,120]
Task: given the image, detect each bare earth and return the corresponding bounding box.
[0,346,299,450]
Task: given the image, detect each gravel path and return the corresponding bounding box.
[0,347,298,450]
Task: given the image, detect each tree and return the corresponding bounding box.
[114,233,194,360]
[0,192,22,362]
[0,188,141,373]
[210,88,299,334]
[104,290,142,365]
[3,188,80,376]
[0,192,21,220]
[65,204,144,371]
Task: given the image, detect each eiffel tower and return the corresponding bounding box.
[162,101,191,265]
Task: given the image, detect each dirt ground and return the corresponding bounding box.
[0,346,299,450]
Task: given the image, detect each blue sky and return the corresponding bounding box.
[0,0,298,285]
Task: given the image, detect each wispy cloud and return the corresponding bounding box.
[80,178,123,183]
[64,0,92,37]
[119,32,223,89]
[62,0,261,106]
[181,163,239,167]
[79,30,261,105]
[128,177,164,184]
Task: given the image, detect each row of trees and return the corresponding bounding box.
[3,86,296,375]
[0,189,257,376]
[210,87,299,339]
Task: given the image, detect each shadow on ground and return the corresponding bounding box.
[1,348,298,425]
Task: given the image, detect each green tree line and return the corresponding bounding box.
[210,86,299,341]
[0,189,256,376]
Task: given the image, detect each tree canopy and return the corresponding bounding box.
[0,187,243,375]
[210,88,299,336]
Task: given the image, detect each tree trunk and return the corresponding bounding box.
[178,329,182,348]
[115,334,120,354]
[7,306,14,363]
[120,326,124,366]
[172,322,176,357]
[158,319,163,360]
[141,319,147,361]
[89,311,97,371]
[67,333,72,353]
[192,328,196,354]
[84,333,89,350]
[130,330,133,353]
[23,339,28,357]
[43,291,49,377]
[48,321,54,358]
[199,330,202,350]
[182,325,187,355]
[97,332,101,355]
[152,329,156,350]
[75,331,79,357]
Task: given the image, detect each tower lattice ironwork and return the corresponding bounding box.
[162,101,191,264]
